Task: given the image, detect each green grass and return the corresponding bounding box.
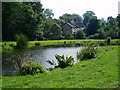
[1,39,119,52]
[2,45,118,88]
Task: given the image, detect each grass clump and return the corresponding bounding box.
[15,34,28,49]
[55,54,74,68]
[19,60,46,75]
[77,42,98,60]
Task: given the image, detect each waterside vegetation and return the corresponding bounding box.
[2,45,118,88]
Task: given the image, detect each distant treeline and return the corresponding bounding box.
[2,2,120,41]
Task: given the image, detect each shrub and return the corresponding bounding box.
[15,34,28,49]
[77,42,98,60]
[65,32,74,39]
[75,30,85,39]
[35,42,41,46]
[55,54,74,68]
[106,37,111,45]
[64,41,66,44]
[19,60,46,75]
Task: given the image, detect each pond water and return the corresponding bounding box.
[2,47,82,75]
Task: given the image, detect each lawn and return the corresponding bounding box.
[1,39,119,52]
[2,45,119,88]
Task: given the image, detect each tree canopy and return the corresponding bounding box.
[2,2,120,41]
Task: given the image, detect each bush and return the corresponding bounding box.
[75,30,85,39]
[55,54,74,68]
[35,42,41,46]
[65,32,74,39]
[106,37,111,45]
[19,60,46,75]
[15,34,28,49]
[77,42,98,60]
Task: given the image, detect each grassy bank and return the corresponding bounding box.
[2,45,118,88]
[1,39,119,52]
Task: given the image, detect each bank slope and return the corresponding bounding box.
[2,45,118,88]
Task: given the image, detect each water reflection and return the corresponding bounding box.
[2,47,82,75]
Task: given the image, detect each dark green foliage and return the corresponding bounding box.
[35,42,41,46]
[44,8,54,19]
[19,60,46,75]
[2,41,7,47]
[106,18,119,39]
[98,29,107,39]
[50,23,63,40]
[75,30,85,39]
[2,2,119,41]
[65,32,74,39]
[43,21,63,40]
[55,54,74,68]
[117,14,120,29]
[86,16,100,35]
[106,37,111,45]
[2,2,22,41]
[15,34,28,49]
[59,13,83,27]
[77,42,98,60]
[83,11,95,26]
[2,2,45,41]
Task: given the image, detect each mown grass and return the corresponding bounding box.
[1,39,119,52]
[2,45,119,88]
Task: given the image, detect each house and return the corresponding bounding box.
[62,21,85,34]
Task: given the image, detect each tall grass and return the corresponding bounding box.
[15,34,28,49]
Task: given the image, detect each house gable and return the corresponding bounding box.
[63,22,80,34]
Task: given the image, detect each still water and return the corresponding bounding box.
[2,47,82,75]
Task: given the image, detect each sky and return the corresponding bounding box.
[41,0,119,20]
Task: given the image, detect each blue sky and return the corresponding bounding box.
[41,0,119,20]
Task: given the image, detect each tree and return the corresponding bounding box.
[50,23,63,40]
[106,18,119,38]
[43,19,53,40]
[86,16,100,35]
[59,13,83,27]
[107,16,113,22]
[117,14,120,28]
[83,11,95,26]
[2,2,45,41]
[2,2,23,41]
[44,8,54,19]
[75,30,85,39]
[65,32,74,39]
[72,14,83,28]
[26,2,44,14]
[98,29,107,39]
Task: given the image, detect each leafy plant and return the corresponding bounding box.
[55,54,74,68]
[77,42,98,60]
[15,34,28,49]
[19,60,46,75]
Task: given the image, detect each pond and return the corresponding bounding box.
[2,46,82,76]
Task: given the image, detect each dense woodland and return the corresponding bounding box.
[2,2,120,41]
